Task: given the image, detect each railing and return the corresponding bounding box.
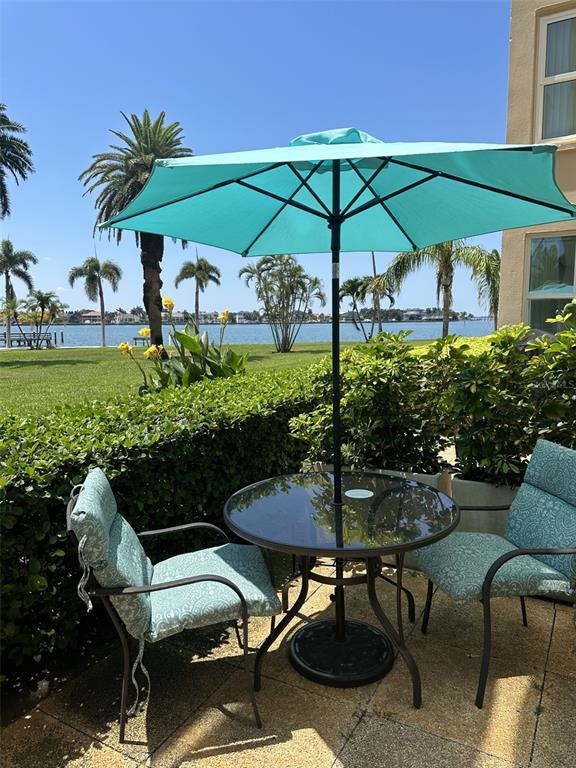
[0,332,52,348]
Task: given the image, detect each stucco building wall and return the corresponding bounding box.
[499,0,576,326]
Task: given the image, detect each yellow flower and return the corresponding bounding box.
[143,344,159,360]
[138,327,151,338]
[218,309,230,324]
[163,297,175,312]
[118,341,133,358]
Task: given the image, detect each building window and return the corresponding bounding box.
[528,235,576,328]
[537,11,576,141]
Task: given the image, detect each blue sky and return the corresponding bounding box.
[2,0,511,314]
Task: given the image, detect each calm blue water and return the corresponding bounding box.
[41,319,493,347]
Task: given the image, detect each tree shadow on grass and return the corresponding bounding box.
[0,359,99,369]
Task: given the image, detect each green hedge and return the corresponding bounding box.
[0,369,315,672]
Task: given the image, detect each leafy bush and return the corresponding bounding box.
[290,332,459,473]
[0,370,314,672]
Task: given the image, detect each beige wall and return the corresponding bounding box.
[499,0,576,326]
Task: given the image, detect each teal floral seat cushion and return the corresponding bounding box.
[70,468,153,639]
[411,532,573,604]
[147,544,281,643]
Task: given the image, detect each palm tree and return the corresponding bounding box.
[0,239,37,347]
[68,257,122,346]
[25,290,65,349]
[340,277,370,340]
[79,110,192,346]
[174,253,221,326]
[471,248,501,329]
[371,240,490,338]
[0,105,34,218]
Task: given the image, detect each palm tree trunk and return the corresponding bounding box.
[98,279,106,347]
[140,232,164,346]
[4,272,10,348]
[371,252,382,333]
[195,282,200,327]
[441,283,451,338]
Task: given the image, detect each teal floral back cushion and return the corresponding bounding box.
[70,468,153,638]
[524,440,576,507]
[70,468,118,567]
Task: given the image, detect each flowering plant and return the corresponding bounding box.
[119,302,248,394]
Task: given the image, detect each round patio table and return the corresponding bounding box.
[224,471,459,708]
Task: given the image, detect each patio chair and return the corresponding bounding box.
[411,439,576,708]
[66,468,281,741]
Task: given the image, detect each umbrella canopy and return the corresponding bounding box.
[105,127,575,255]
[106,127,576,673]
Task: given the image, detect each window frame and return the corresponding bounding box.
[525,232,576,325]
[535,8,576,144]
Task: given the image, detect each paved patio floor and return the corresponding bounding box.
[2,569,574,767]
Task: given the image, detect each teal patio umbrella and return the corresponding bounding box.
[105,127,575,683]
[105,126,575,503]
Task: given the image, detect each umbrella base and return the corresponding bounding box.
[289,618,395,687]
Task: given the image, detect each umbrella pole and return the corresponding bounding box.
[330,159,346,642]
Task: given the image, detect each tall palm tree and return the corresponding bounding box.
[0,239,37,347]
[79,110,192,346]
[174,254,221,326]
[0,105,34,218]
[68,256,122,346]
[340,277,371,340]
[371,240,490,338]
[471,248,501,329]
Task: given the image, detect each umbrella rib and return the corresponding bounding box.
[236,179,329,219]
[340,159,390,217]
[347,162,419,251]
[344,174,438,219]
[106,162,287,226]
[388,157,576,216]
[287,163,332,216]
[241,162,324,256]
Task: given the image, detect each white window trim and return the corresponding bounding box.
[535,8,576,144]
[525,232,576,323]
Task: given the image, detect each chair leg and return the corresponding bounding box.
[476,595,493,709]
[421,579,434,635]
[102,597,131,743]
[240,613,262,728]
[520,596,528,627]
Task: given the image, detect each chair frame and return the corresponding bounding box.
[419,502,576,708]
[66,491,263,742]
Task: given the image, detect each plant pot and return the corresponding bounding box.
[450,476,519,536]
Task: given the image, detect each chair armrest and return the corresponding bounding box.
[459,504,512,512]
[482,546,576,602]
[137,522,229,542]
[88,574,249,619]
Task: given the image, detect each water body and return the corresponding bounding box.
[41,319,493,347]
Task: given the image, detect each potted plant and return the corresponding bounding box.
[448,325,534,534]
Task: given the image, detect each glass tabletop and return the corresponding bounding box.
[224,472,459,557]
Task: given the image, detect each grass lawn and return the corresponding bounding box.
[0,343,353,414]
[0,337,464,415]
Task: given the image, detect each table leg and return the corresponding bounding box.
[254,555,310,691]
[366,557,422,708]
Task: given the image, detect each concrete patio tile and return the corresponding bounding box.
[420,592,554,669]
[40,642,232,763]
[145,669,361,768]
[1,709,137,768]
[546,604,576,680]
[531,672,576,768]
[368,635,543,764]
[333,711,520,768]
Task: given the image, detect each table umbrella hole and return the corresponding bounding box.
[345,488,374,499]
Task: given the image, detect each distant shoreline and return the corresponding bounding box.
[60,318,486,327]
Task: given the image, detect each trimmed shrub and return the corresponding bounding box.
[0,369,314,672]
[290,332,462,473]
